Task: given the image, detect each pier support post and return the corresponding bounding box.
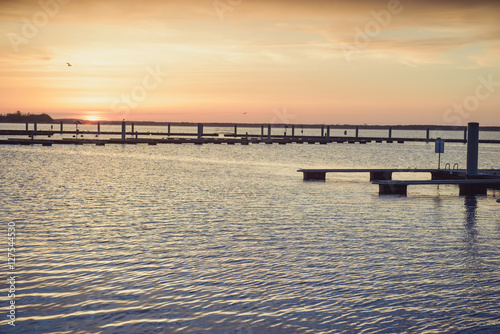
[355,126,359,138]
[261,125,264,139]
[388,127,392,139]
[121,121,126,140]
[379,184,407,196]
[303,172,326,181]
[131,123,135,135]
[292,125,295,138]
[25,122,28,131]
[426,128,430,141]
[60,121,63,134]
[464,127,467,143]
[234,124,237,137]
[97,122,100,134]
[326,126,330,141]
[34,121,37,132]
[370,172,393,181]
[168,123,171,136]
[197,123,203,139]
[466,122,479,177]
[268,124,271,139]
[321,125,324,137]
[459,184,487,196]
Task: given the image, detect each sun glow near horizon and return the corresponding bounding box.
[0,0,499,125]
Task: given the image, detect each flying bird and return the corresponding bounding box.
[66,62,72,67]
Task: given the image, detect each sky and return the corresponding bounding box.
[0,0,499,125]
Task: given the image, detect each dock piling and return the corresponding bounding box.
[466,122,479,177]
[121,121,126,140]
[197,123,203,139]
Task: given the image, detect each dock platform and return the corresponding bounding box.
[297,168,500,181]
[372,179,500,196]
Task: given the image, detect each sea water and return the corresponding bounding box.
[1,141,499,333]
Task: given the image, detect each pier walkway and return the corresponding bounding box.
[372,179,500,196]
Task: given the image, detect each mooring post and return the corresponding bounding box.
[292,125,295,138]
[97,122,100,134]
[466,122,479,177]
[261,125,264,139]
[326,126,330,141]
[463,127,467,143]
[197,123,203,139]
[234,124,237,137]
[168,123,171,136]
[34,121,37,132]
[268,124,271,139]
[121,121,126,140]
[355,126,359,138]
[131,123,135,135]
[60,121,63,134]
[426,128,430,141]
[388,127,392,139]
[25,122,28,131]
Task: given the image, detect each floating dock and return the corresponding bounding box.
[298,123,500,196]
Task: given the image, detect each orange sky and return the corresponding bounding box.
[1,0,499,125]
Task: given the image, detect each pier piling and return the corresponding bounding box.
[121,121,126,140]
[466,122,479,177]
[197,123,203,139]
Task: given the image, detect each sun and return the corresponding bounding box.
[82,112,103,122]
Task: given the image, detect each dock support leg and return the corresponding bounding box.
[268,124,271,140]
[466,122,479,177]
[370,172,393,181]
[459,184,488,196]
[355,126,359,138]
[303,172,326,181]
[60,121,63,134]
[121,121,126,140]
[379,184,407,195]
[197,123,203,139]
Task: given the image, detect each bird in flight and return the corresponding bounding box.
[66,62,72,67]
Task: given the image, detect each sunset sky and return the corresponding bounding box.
[1,0,499,125]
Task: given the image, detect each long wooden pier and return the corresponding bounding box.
[1,121,500,145]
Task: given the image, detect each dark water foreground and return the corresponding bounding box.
[1,143,499,333]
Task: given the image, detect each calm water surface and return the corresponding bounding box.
[1,142,499,333]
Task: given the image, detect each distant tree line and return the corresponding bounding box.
[0,111,54,123]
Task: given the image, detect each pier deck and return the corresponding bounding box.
[297,168,500,181]
[372,179,500,195]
